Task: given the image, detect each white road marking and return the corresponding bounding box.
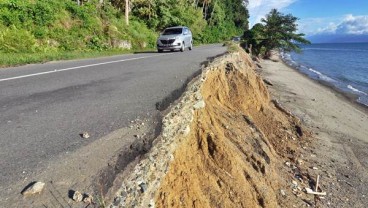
[0,53,171,82]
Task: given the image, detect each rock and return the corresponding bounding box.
[285,161,291,167]
[295,125,303,137]
[139,183,147,193]
[297,159,303,165]
[312,166,318,170]
[280,189,286,196]
[81,132,90,139]
[113,197,122,206]
[22,181,45,196]
[149,199,155,207]
[46,39,60,47]
[114,40,132,50]
[83,193,93,204]
[72,191,83,202]
[181,125,190,136]
[193,100,205,109]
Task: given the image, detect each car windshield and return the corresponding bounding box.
[162,28,183,35]
[232,37,240,41]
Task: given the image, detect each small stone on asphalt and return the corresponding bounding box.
[22,181,45,196]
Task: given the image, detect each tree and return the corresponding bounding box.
[243,23,265,55]
[245,9,310,58]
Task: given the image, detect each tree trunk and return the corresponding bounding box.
[125,0,129,25]
[194,0,198,8]
[203,2,208,20]
[148,1,151,20]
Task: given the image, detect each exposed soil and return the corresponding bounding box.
[155,52,310,208]
[111,48,314,207]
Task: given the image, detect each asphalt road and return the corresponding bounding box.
[0,44,226,191]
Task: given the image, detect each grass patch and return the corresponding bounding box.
[223,41,240,53]
[0,49,155,68]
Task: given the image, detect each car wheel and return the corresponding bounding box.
[158,49,163,53]
[180,42,185,52]
[189,42,193,50]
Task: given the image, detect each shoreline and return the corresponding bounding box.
[280,52,368,109]
[277,56,368,115]
[261,54,368,207]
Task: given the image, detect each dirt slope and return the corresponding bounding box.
[110,48,309,207]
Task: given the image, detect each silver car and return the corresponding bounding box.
[157,26,193,52]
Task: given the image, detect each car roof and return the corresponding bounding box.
[165,26,187,29]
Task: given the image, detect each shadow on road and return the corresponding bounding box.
[134,50,181,54]
[133,51,158,54]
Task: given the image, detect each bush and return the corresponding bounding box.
[0,25,37,53]
[128,20,157,49]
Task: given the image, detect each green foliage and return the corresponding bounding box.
[0,0,250,65]
[244,9,310,57]
[0,50,132,67]
[126,20,157,49]
[0,25,37,53]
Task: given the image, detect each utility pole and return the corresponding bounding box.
[125,0,129,25]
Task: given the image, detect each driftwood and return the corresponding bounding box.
[263,79,273,86]
[271,99,294,117]
[305,175,326,196]
[315,175,320,192]
[305,188,326,196]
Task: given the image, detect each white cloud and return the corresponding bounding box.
[336,14,368,35]
[248,0,297,26]
[305,14,368,35]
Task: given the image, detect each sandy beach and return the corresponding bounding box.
[260,55,368,207]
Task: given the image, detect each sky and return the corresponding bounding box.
[248,0,368,42]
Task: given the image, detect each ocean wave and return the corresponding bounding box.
[357,97,368,107]
[281,52,338,83]
[303,48,368,52]
[347,85,368,95]
[306,67,336,82]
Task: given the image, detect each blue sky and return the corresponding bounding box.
[248,0,368,41]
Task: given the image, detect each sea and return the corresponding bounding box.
[281,42,368,107]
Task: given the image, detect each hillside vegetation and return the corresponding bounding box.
[0,0,249,66]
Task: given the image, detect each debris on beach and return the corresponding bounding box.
[82,193,94,204]
[263,79,274,86]
[71,190,94,204]
[72,191,83,202]
[305,188,326,196]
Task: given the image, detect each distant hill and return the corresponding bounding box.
[307,34,368,43]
